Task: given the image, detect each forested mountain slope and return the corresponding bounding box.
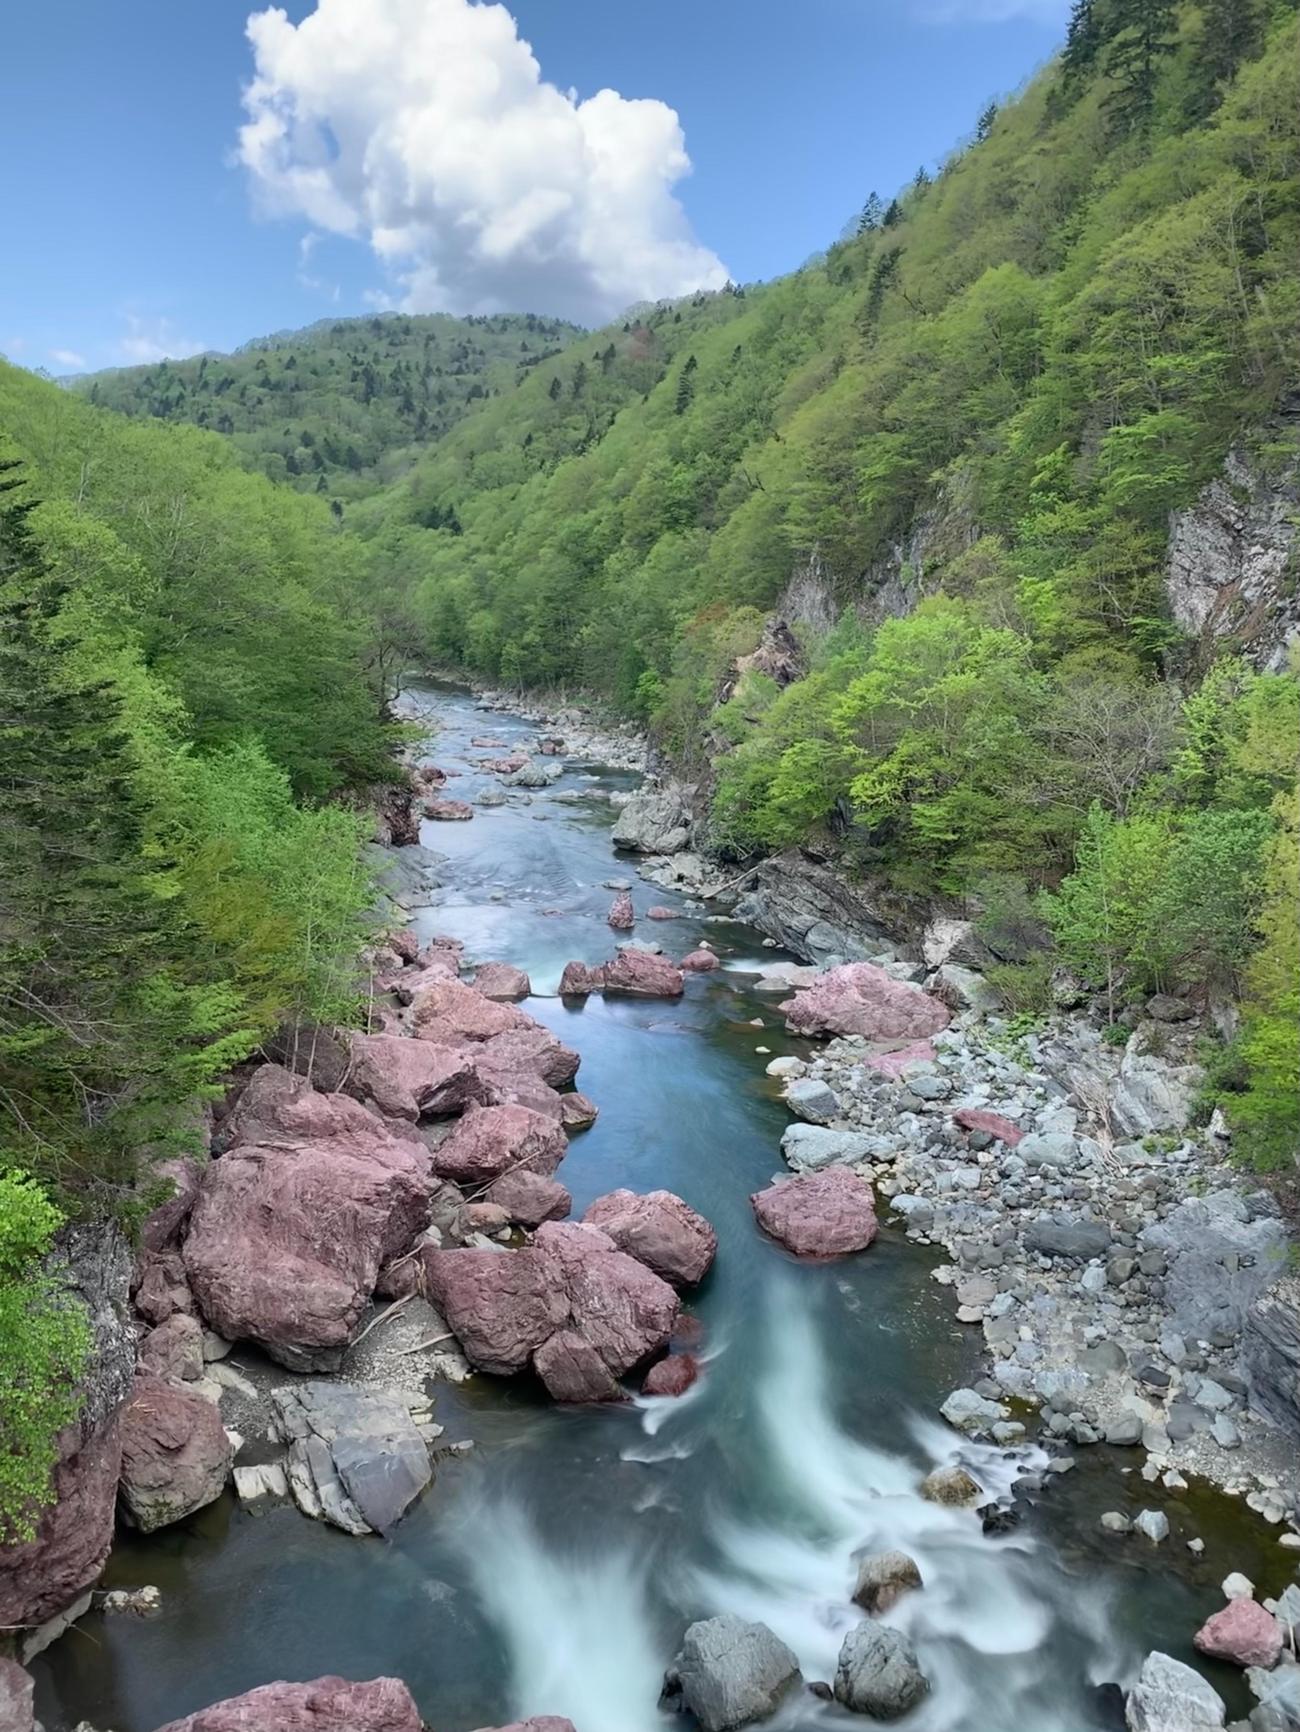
[71,311,580,498]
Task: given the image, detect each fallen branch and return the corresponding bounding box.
[348,1292,414,1349]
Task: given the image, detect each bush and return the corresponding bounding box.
[985,956,1055,1014]
[0,1172,91,1541]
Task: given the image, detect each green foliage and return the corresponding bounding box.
[72,312,580,500]
[1228,785,1300,1168]
[0,1172,91,1541]
[985,957,1056,1014]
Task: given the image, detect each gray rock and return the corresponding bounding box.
[933,963,1002,1015]
[784,1078,840,1125]
[1105,1414,1145,1447]
[1101,1511,1132,1533]
[1147,994,1195,1023]
[611,784,693,854]
[1112,1034,1202,1136]
[908,1073,950,1102]
[1125,1651,1225,1730]
[1024,1216,1112,1261]
[1244,1273,1300,1437]
[780,1124,875,1173]
[834,1623,930,1720]
[1145,1193,1287,1347]
[1019,1133,1080,1171]
[940,1387,1009,1437]
[1246,1663,1300,1732]
[667,1615,801,1731]
[852,1550,923,1615]
[1134,1509,1170,1543]
[272,1382,432,1536]
[731,851,892,965]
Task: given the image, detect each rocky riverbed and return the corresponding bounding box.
[10,681,1299,1732]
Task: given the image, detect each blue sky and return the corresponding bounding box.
[1,0,1068,375]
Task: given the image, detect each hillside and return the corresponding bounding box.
[71,310,581,497]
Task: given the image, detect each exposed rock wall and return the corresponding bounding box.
[1165,420,1300,670]
[732,850,919,965]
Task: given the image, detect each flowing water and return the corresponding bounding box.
[34,683,1275,1731]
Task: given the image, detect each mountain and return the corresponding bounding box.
[70,310,582,497]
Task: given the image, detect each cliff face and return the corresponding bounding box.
[0,1222,135,1647]
[1166,416,1300,671]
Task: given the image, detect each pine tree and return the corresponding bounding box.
[1104,0,1179,134]
[882,199,903,228]
[1062,0,1104,86]
[857,191,885,234]
[976,101,998,141]
[675,354,698,416]
[1190,0,1263,114]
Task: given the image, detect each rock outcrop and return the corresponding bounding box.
[1244,1273,1300,1435]
[1123,1650,1225,1731]
[1165,429,1300,672]
[0,1222,134,1640]
[732,852,897,965]
[429,1103,568,1185]
[272,1383,432,1536]
[558,952,685,999]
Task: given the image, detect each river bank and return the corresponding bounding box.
[18,679,1299,1732]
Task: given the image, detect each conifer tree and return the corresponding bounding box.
[857,191,885,234]
[976,101,998,140]
[1190,0,1263,114]
[1104,0,1179,134]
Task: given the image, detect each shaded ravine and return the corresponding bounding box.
[33,683,1253,1732]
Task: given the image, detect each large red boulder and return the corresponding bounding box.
[582,1190,717,1287]
[780,964,950,1042]
[642,1354,701,1397]
[422,1247,570,1374]
[953,1107,1024,1147]
[486,1170,572,1226]
[680,949,719,973]
[345,1035,492,1122]
[476,1025,580,1089]
[602,951,685,998]
[430,1104,568,1186]
[153,1676,423,1732]
[423,797,474,821]
[560,1092,598,1131]
[559,961,604,996]
[0,1660,33,1732]
[534,1223,680,1378]
[118,1373,233,1533]
[389,958,461,1003]
[184,1091,429,1370]
[751,1168,880,1258]
[473,962,532,1002]
[217,1065,383,1151]
[133,1248,196,1325]
[424,1222,679,1399]
[389,927,422,961]
[412,977,531,1043]
[608,892,635,930]
[1194,1597,1284,1668]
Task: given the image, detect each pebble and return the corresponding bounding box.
[1134,1510,1170,1543]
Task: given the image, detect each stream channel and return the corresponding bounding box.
[34,681,1266,1732]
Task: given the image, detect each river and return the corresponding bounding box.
[34,682,1262,1732]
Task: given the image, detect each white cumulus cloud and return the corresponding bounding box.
[49,348,87,369]
[237,0,730,326]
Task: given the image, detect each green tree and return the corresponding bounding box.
[1230,788,1299,1168]
[1105,0,1180,133]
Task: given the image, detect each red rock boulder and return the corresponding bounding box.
[534,1223,680,1380]
[751,1168,880,1258]
[184,1102,429,1370]
[608,892,635,930]
[411,977,531,1044]
[642,1354,701,1397]
[559,1092,598,1131]
[118,1373,233,1533]
[864,1040,936,1079]
[559,961,605,996]
[582,1189,717,1287]
[345,1034,492,1122]
[423,798,474,821]
[1194,1598,1284,1668]
[486,1170,572,1227]
[153,1676,423,1732]
[602,951,685,999]
[780,964,950,1042]
[389,928,421,962]
[422,1246,570,1374]
[473,962,532,1002]
[680,950,719,973]
[429,1104,568,1186]
[953,1107,1024,1147]
[476,1025,580,1090]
